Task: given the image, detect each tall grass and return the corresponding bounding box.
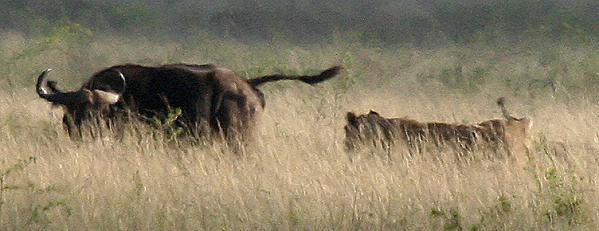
[0,29,598,230]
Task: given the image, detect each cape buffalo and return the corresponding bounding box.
[344,97,533,164]
[36,64,342,142]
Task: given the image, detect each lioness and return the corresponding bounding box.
[344,98,533,163]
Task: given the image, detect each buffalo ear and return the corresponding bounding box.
[368,110,380,116]
[90,90,121,106]
[346,112,358,126]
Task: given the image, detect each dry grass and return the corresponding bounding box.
[1,30,599,230]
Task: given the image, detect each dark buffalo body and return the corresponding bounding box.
[87,65,233,135]
[36,63,342,140]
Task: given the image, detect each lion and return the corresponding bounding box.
[344,97,533,164]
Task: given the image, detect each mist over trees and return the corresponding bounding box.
[1,0,597,44]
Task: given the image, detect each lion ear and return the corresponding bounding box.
[346,112,358,125]
[368,110,379,116]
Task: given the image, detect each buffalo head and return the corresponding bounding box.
[36,69,126,137]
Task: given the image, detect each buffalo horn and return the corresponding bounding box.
[89,71,127,105]
[36,69,90,105]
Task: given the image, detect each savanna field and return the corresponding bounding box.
[1,23,599,230]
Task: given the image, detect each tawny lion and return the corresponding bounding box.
[344,97,533,164]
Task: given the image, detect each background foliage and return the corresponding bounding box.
[1,0,597,44]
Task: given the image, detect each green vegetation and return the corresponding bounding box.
[1,0,597,44]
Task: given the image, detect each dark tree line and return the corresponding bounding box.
[1,0,597,44]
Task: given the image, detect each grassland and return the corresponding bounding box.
[0,27,599,230]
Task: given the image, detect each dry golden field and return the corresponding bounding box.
[1,29,599,230]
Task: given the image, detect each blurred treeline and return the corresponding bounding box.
[1,0,597,45]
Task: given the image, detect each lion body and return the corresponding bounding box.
[345,105,533,164]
